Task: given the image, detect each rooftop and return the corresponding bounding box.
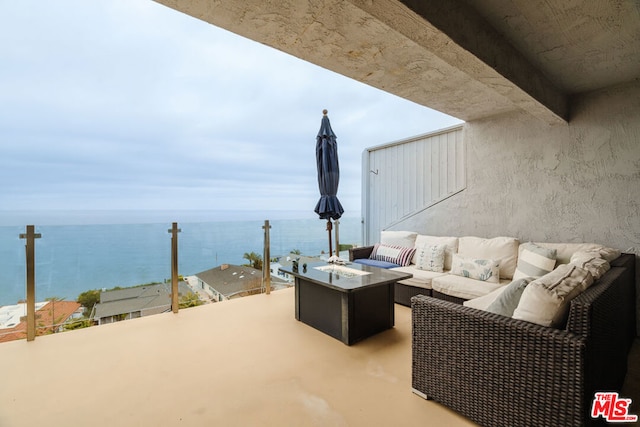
[0,301,81,343]
[0,301,49,330]
[195,264,289,298]
[1,287,638,425]
[92,282,192,319]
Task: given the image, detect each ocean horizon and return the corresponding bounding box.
[0,209,352,226]
[0,210,362,306]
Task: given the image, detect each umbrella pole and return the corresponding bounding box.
[326,219,333,257]
[334,220,340,257]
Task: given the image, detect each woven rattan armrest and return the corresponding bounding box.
[411,295,587,427]
[349,245,374,261]
[567,265,634,399]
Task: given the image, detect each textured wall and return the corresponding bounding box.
[396,80,640,331]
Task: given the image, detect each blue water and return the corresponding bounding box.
[0,214,361,306]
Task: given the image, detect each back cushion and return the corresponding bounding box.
[532,242,603,265]
[413,235,459,270]
[458,236,519,279]
[380,231,418,248]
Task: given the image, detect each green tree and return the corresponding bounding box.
[77,289,101,317]
[242,252,263,270]
[179,292,204,309]
[42,297,65,334]
[290,249,301,255]
[63,318,93,330]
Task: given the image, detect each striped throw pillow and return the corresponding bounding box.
[513,242,557,280]
[369,243,416,267]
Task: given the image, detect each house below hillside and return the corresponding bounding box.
[91,282,193,325]
[195,264,290,302]
[0,300,82,343]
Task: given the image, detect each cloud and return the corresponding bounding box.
[0,0,462,218]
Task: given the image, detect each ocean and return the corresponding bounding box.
[0,211,361,306]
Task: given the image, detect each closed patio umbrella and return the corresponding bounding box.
[314,110,344,257]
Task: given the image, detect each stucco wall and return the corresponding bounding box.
[396,80,640,331]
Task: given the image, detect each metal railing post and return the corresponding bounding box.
[168,222,181,313]
[19,225,41,341]
[262,220,271,295]
[335,220,340,257]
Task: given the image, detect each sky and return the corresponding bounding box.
[0,0,462,224]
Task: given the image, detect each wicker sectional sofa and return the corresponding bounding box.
[350,232,637,426]
[413,253,635,426]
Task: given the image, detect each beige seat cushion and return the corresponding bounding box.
[432,274,508,301]
[391,266,447,289]
[396,278,432,290]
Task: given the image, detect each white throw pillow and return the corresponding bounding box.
[458,236,519,279]
[413,235,458,270]
[415,244,446,272]
[513,264,593,328]
[450,254,500,283]
[513,242,557,280]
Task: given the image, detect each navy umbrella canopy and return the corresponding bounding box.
[314,110,344,256]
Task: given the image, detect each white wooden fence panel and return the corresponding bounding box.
[362,125,465,245]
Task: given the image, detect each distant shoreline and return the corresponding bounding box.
[0,209,361,227]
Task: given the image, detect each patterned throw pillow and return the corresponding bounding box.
[415,244,446,272]
[450,254,500,283]
[369,243,416,267]
[513,242,557,280]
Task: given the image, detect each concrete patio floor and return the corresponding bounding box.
[0,287,637,426]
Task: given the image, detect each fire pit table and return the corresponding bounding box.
[279,262,412,345]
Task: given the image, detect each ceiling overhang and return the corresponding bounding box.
[153,0,577,124]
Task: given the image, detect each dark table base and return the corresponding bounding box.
[295,277,395,345]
